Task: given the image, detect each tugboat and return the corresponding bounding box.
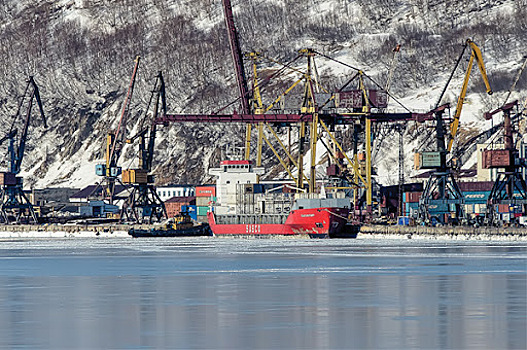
[128,211,212,237]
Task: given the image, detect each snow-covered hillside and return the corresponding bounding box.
[0,0,525,189]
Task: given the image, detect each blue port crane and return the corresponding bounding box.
[0,76,46,224]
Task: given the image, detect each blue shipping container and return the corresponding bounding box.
[463,191,491,204]
[428,203,449,213]
[398,216,410,225]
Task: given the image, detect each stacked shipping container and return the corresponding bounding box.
[402,191,421,216]
[164,196,196,218]
[196,185,216,223]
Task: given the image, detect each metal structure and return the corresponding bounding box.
[95,56,140,206]
[483,101,527,225]
[0,77,46,224]
[120,72,168,223]
[154,0,439,223]
[417,104,465,224]
[416,39,492,225]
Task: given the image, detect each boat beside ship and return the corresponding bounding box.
[206,160,352,238]
[128,211,211,237]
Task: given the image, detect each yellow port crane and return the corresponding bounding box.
[416,39,493,226]
[444,39,493,152]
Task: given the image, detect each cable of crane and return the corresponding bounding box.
[214,53,303,115]
[313,50,412,113]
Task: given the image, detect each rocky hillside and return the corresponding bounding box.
[0,0,525,188]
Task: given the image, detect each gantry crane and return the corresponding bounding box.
[95,56,140,206]
[416,39,492,225]
[0,76,46,224]
[120,72,168,223]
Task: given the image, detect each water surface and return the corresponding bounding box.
[0,238,525,349]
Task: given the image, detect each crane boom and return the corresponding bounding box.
[14,77,46,174]
[222,0,250,114]
[447,39,492,152]
[147,72,166,172]
[107,56,140,172]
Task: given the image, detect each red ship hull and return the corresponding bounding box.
[207,207,349,238]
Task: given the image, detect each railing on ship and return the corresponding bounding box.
[216,214,289,225]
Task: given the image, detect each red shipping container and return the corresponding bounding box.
[407,192,422,203]
[196,186,216,197]
[458,181,494,192]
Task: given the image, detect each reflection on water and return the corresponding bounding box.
[0,239,525,349]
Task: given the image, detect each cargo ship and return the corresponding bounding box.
[206,160,351,238]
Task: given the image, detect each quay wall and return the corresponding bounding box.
[0,224,136,238]
[359,225,527,241]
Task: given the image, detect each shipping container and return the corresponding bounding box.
[398,216,410,226]
[403,192,421,203]
[196,196,212,207]
[408,202,419,210]
[458,181,494,192]
[498,204,510,213]
[428,203,449,213]
[463,191,490,203]
[196,186,216,197]
[483,149,512,169]
[197,206,209,216]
